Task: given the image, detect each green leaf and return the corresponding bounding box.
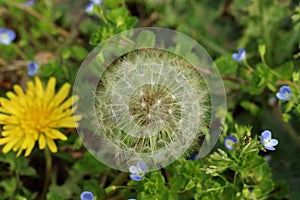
[103,0,124,9]
[214,55,238,75]
[46,191,65,200]
[73,152,107,175]
[70,45,88,60]
[275,61,294,80]
[0,178,16,198]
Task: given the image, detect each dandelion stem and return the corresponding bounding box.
[40,147,52,200]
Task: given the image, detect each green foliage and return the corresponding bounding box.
[89,6,138,45]
[126,124,286,200]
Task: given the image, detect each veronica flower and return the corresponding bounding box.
[261,130,278,151]
[0,77,81,156]
[187,153,200,160]
[224,135,238,150]
[91,0,103,5]
[27,62,39,76]
[129,161,147,181]
[276,86,292,101]
[232,48,246,62]
[80,191,94,200]
[0,27,16,45]
[85,3,94,13]
[23,0,35,6]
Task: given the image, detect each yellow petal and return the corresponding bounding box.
[53,83,71,107]
[2,138,19,153]
[34,76,44,98]
[6,92,17,101]
[48,129,67,141]
[54,116,80,128]
[46,137,57,152]
[21,134,32,150]
[0,98,20,115]
[13,85,24,97]
[56,96,79,112]
[24,141,35,157]
[16,148,23,157]
[0,114,8,121]
[39,134,46,149]
[13,139,23,151]
[0,137,11,145]
[45,77,56,104]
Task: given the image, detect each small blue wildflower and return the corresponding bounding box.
[129,161,147,181]
[276,86,292,101]
[261,130,278,151]
[85,3,94,13]
[232,48,246,62]
[128,199,136,200]
[224,135,238,150]
[23,0,35,6]
[91,0,103,5]
[80,191,94,200]
[187,153,200,160]
[27,62,39,76]
[0,27,16,45]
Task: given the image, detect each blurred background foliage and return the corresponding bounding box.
[0,0,300,199]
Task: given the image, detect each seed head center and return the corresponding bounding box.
[129,84,180,126]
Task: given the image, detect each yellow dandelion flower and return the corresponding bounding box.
[0,76,81,157]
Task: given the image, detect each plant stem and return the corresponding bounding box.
[243,59,254,73]
[40,147,52,200]
[11,44,27,60]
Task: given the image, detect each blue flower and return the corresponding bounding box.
[85,3,94,13]
[27,62,39,76]
[232,48,246,62]
[276,86,292,101]
[129,161,147,181]
[128,199,136,200]
[224,135,238,150]
[80,191,94,200]
[187,153,200,160]
[261,130,278,151]
[0,27,16,45]
[23,0,35,6]
[91,0,103,5]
